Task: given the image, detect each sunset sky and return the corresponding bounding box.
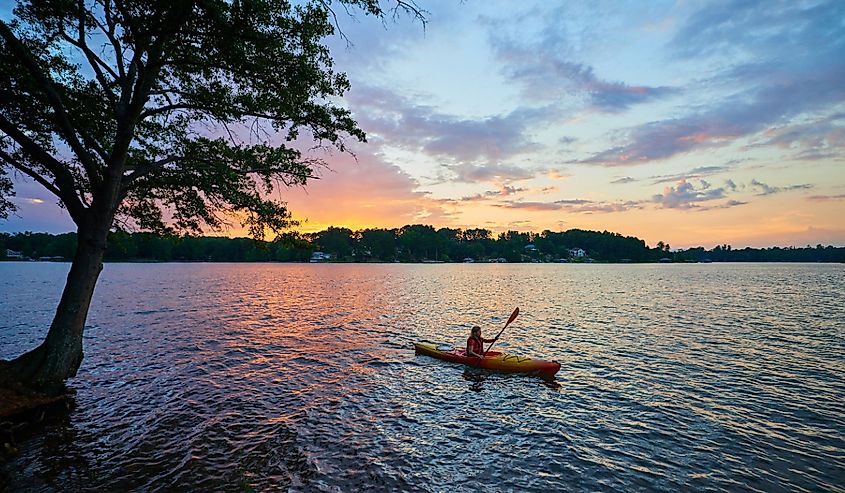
[3,0,844,248]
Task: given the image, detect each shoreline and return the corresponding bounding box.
[2,259,843,264]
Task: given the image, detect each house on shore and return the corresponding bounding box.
[4,249,23,259]
[569,247,586,258]
[309,251,332,263]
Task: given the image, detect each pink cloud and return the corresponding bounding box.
[653,178,727,209]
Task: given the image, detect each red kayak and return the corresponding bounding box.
[414,343,561,378]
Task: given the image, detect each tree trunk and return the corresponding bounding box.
[0,220,108,395]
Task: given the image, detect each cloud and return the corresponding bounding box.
[554,199,593,205]
[347,85,552,163]
[323,5,443,75]
[449,162,537,183]
[807,194,845,202]
[496,201,563,211]
[494,198,645,214]
[699,199,748,211]
[459,185,527,202]
[792,150,844,161]
[672,0,845,60]
[750,114,845,160]
[577,0,845,167]
[13,197,46,205]
[648,176,800,211]
[580,65,845,166]
[480,4,680,113]
[449,183,561,205]
[649,165,733,184]
[568,200,646,213]
[507,220,533,227]
[546,169,571,180]
[488,28,677,112]
[653,179,727,209]
[1,181,73,233]
[506,58,676,112]
[610,176,635,184]
[750,179,813,196]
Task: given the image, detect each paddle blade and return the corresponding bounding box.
[505,307,519,327]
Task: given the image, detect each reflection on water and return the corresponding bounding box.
[1,263,844,492]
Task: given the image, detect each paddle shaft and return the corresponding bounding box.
[474,307,519,367]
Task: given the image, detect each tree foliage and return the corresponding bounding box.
[0,0,426,392]
[0,0,422,238]
[8,228,839,263]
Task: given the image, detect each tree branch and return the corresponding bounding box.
[240,168,318,179]
[0,116,86,223]
[140,102,198,119]
[392,0,428,27]
[44,28,116,166]
[141,101,294,123]
[58,5,119,100]
[0,149,63,199]
[112,3,194,172]
[120,153,318,193]
[121,155,181,187]
[317,0,352,45]
[96,0,126,79]
[0,20,104,192]
[62,29,118,91]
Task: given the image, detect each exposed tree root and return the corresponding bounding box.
[0,364,74,461]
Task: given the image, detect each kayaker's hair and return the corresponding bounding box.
[471,325,481,335]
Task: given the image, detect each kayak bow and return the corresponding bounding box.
[414,343,561,378]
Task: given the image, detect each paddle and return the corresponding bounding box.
[474,307,519,368]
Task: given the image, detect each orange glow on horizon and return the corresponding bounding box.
[210,191,845,250]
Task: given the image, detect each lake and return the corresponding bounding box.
[1,262,843,492]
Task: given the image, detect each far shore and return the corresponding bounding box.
[2,259,843,264]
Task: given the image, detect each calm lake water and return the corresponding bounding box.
[1,262,844,492]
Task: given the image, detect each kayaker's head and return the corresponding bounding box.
[471,325,482,338]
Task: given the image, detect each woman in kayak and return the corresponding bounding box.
[466,325,496,359]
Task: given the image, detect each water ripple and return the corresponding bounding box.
[1,263,843,492]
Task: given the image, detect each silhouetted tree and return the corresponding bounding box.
[3,230,843,264]
[313,226,355,260]
[359,228,397,261]
[0,0,425,392]
[398,224,437,260]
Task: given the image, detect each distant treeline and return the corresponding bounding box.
[1,227,843,263]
